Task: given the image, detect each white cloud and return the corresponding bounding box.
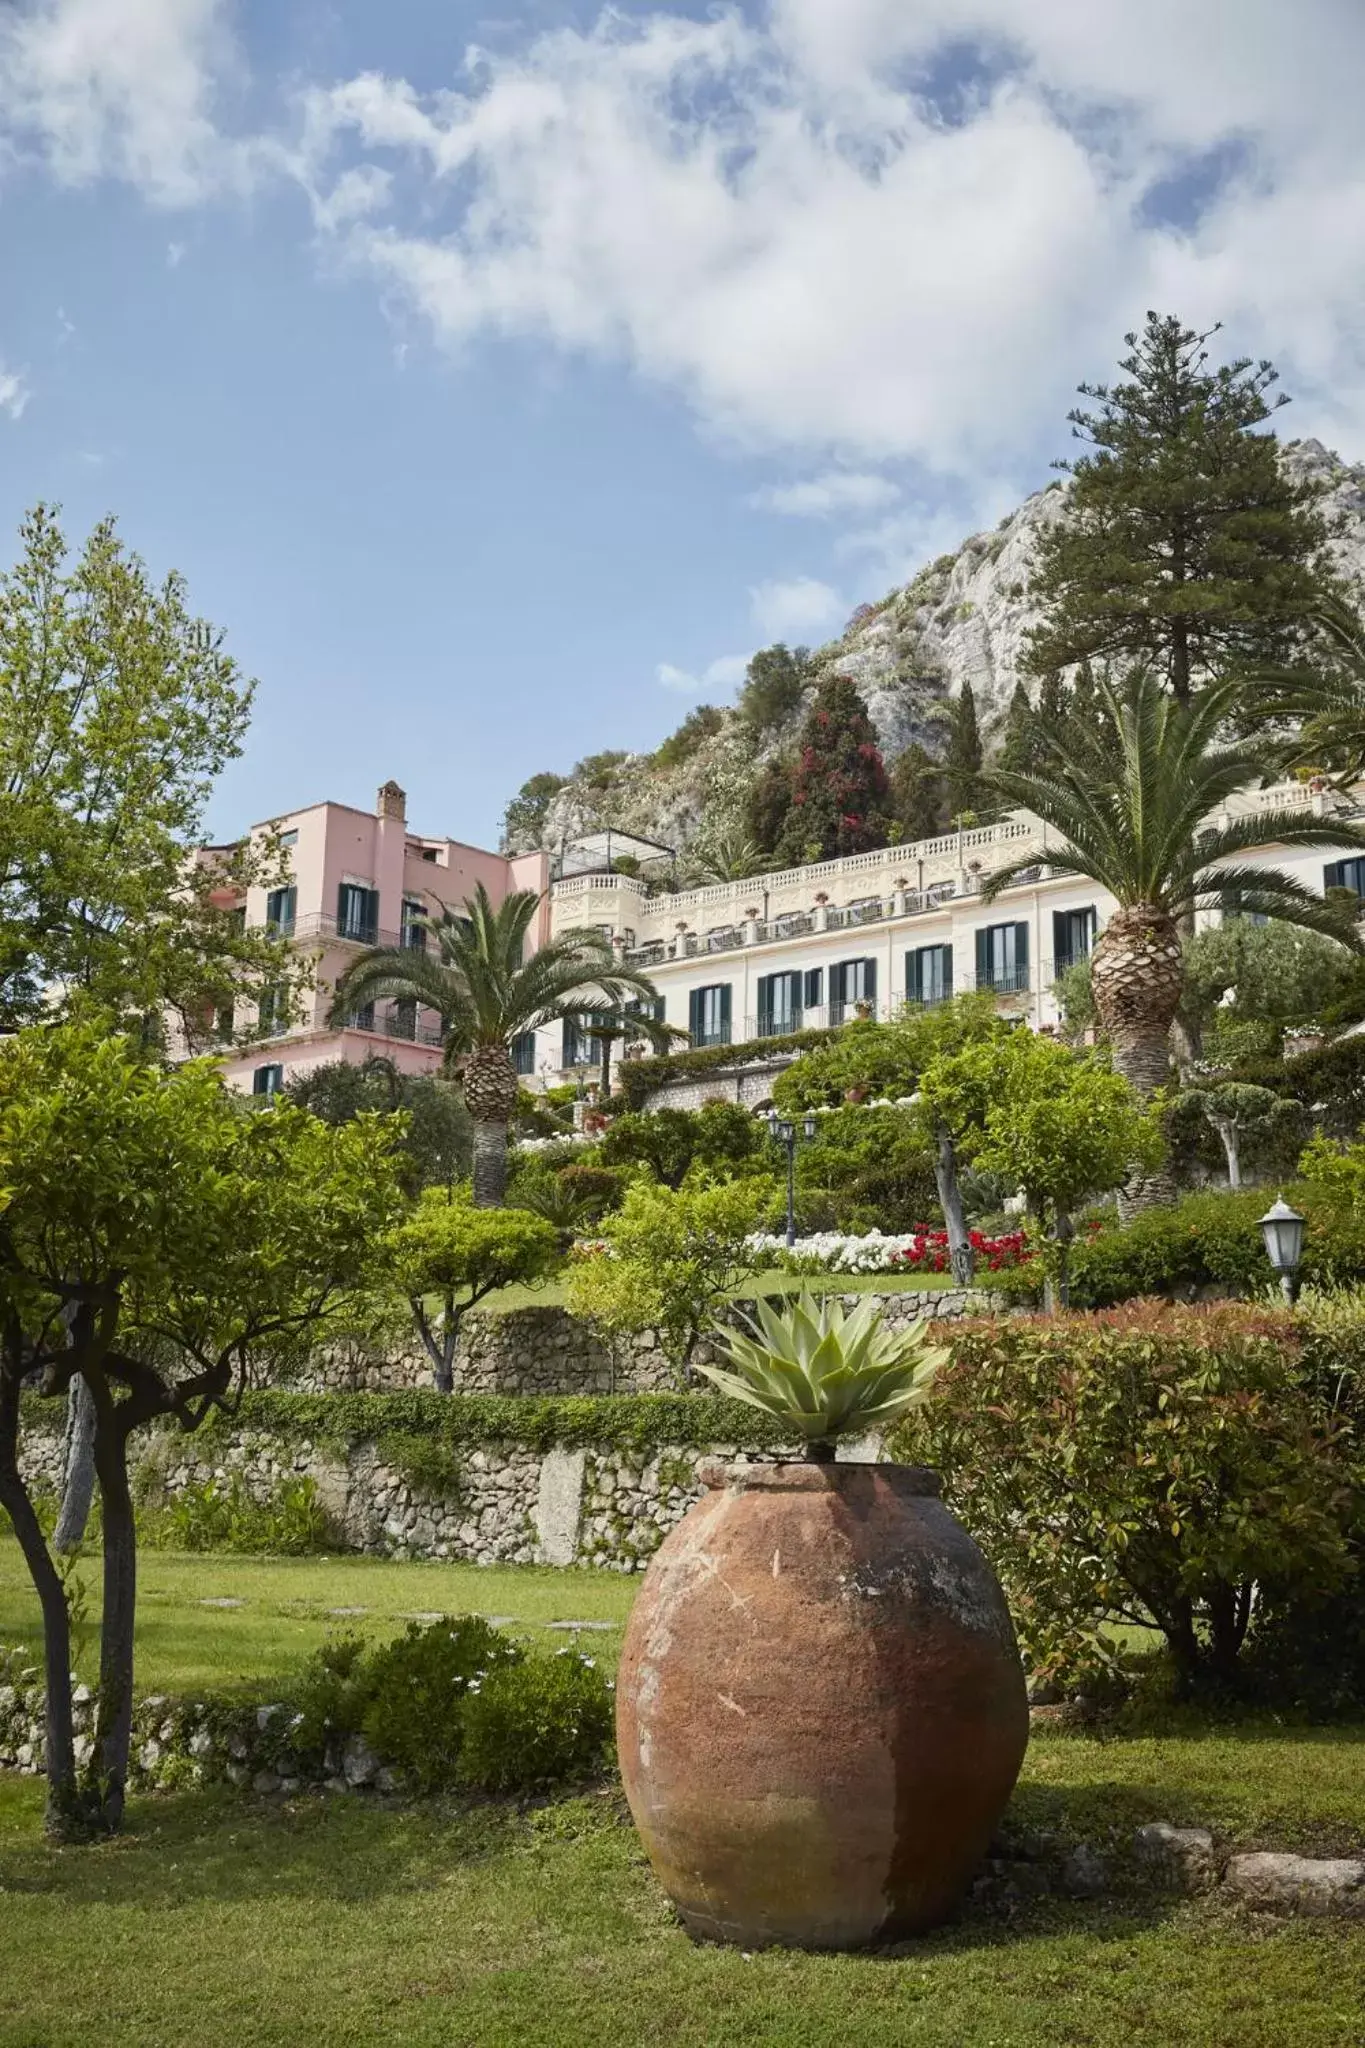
[289,1,1365,471]
[749,576,844,643]
[0,0,253,204]
[657,652,750,695]
[0,365,30,420]
[753,472,901,518]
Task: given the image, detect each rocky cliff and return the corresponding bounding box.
[513,439,1365,859]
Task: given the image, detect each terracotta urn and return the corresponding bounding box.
[616,1459,1028,1950]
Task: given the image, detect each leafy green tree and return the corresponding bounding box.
[600,1101,767,1189]
[738,643,811,735]
[385,1189,560,1391]
[773,998,1006,1280]
[791,1105,940,1235]
[283,1056,472,1191]
[0,505,300,1039]
[565,1176,771,1380]
[500,771,566,853]
[944,682,986,820]
[922,1033,1159,1303]
[774,675,890,866]
[0,1023,404,1837]
[1181,918,1357,1061]
[1182,1081,1305,1189]
[983,668,1365,1129]
[1026,313,1339,702]
[653,704,724,772]
[331,884,661,1207]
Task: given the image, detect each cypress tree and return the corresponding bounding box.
[1026,312,1339,701]
[944,682,985,821]
[774,675,890,865]
[999,681,1040,775]
[888,741,948,842]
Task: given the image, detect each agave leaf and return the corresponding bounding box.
[693,1361,788,1416]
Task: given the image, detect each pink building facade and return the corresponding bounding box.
[213,781,549,1098]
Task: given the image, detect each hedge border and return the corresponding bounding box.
[616,1026,843,1108]
[20,1390,789,1460]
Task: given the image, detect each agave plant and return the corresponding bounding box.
[695,1290,947,1461]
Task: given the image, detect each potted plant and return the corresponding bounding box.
[615,1292,1029,1950]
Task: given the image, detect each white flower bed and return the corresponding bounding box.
[746,1229,919,1274]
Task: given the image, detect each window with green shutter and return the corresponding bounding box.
[337,883,379,943]
[976,922,1030,994]
[906,944,952,1006]
[831,958,877,1022]
[689,984,732,1047]
[1052,907,1096,974]
[266,885,296,935]
[757,971,801,1036]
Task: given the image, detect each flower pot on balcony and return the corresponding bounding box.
[616,1459,1028,1951]
[844,1082,869,1103]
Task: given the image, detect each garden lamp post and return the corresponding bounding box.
[766,1110,818,1247]
[1258,1194,1306,1306]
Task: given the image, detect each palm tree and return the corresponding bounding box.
[1253,597,1365,781]
[330,884,663,1205]
[982,667,1365,1107]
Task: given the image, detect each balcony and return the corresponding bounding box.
[977,964,1031,997]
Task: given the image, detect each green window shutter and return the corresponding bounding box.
[941,943,954,997]
[1014,923,1030,975]
[1052,910,1068,965]
[688,989,703,1041]
[719,985,732,1041]
[863,958,877,1004]
[805,968,824,1009]
[1325,861,1344,891]
[905,951,917,1003]
[975,928,990,986]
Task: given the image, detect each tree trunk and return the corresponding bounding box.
[91,1410,138,1832]
[53,1375,97,1553]
[0,1401,79,1836]
[412,1294,461,1393]
[471,1118,509,1208]
[932,1120,975,1287]
[1211,1115,1241,1189]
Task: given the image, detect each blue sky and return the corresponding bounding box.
[1,0,1362,849]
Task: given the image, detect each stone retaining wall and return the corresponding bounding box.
[300,1289,1009,1396]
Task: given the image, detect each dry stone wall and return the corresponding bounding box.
[300,1290,1004,1396]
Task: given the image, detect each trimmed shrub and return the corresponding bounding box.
[458,1648,614,1793]
[361,1619,522,1792]
[895,1303,1357,1697]
[1006,1186,1365,1309]
[286,1620,615,1794]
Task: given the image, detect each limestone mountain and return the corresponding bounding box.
[503,439,1365,863]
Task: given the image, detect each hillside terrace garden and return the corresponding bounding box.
[8,321,1365,2038]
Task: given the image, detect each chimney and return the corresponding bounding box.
[377,780,406,822]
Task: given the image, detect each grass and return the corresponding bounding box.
[480,1267,962,1314]
[0,1539,636,1695]
[2,1545,1365,2043]
[2,1775,1365,2046]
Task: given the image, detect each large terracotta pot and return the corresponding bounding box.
[616,1459,1028,1950]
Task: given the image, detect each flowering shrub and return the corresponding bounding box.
[747,1227,1032,1276]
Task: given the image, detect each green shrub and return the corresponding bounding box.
[895,1303,1356,1697]
[458,1648,615,1793]
[286,1621,617,1794]
[614,1027,842,1110]
[1052,1187,1365,1309]
[361,1618,523,1792]
[143,1473,337,1555]
[554,1164,627,1218]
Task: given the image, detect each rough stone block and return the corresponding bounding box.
[1224,1852,1365,1917]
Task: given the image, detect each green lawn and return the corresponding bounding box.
[482,1267,962,1313]
[2,1773,1364,2047]
[0,1539,636,1695]
[3,1543,1365,2043]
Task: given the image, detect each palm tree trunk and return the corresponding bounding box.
[471,1119,510,1207]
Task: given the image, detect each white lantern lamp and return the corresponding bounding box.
[1258,1194,1306,1306]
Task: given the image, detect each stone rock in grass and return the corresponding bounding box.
[1133,1823,1219,1892]
[1224,1853,1365,1918]
[342,1733,379,1788]
[1060,1844,1110,1899]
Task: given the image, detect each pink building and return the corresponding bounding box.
[211,781,549,1097]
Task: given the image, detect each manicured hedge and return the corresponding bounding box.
[615,1027,842,1109]
[1230,1033,1365,1139]
[193,1390,788,1457]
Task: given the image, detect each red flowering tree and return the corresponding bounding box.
[775,674,891,866]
